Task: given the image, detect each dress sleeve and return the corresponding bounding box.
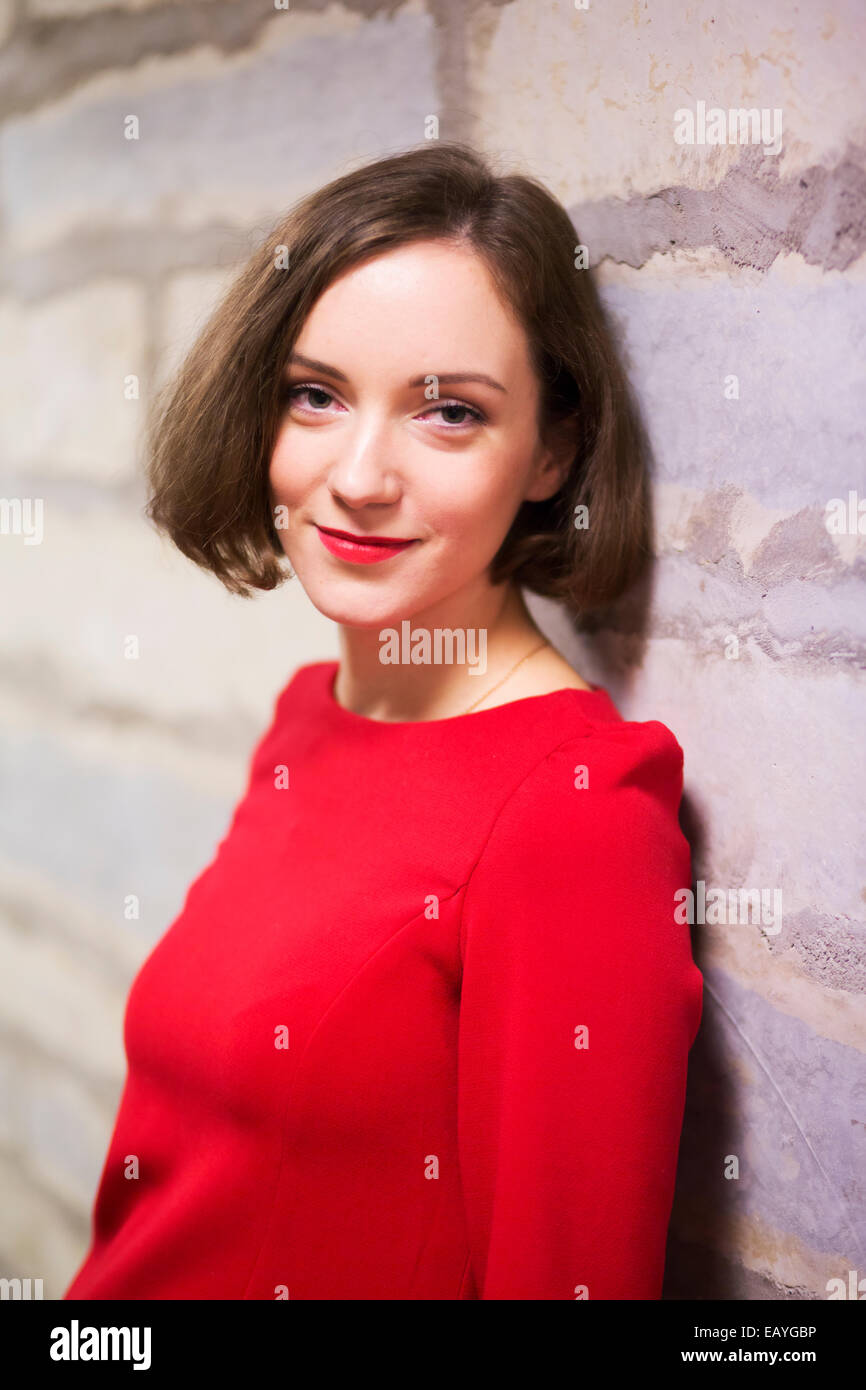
[456,720,703,1300]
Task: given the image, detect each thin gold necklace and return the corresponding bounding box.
[458,638,551,716]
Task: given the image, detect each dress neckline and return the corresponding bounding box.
[319,659,618,730]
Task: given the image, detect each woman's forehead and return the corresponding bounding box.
[293,241,533,383]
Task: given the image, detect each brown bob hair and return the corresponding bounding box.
[145,141,650,618]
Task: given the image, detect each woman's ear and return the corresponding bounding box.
[524,413,580,502]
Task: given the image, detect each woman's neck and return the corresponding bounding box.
[333,583,551,722]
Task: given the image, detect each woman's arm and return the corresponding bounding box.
[457,720,703,1300]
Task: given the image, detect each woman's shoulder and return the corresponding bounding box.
[532,709,685,820]
[460,703,693,961]
[268,658,333,714]
[481,698,688,872]
[478,650,685,786]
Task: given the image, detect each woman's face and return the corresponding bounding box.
[268,238,570,629]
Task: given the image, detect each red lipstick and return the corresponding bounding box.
[315,524,418,565]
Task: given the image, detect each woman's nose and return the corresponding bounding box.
[326,413,402,506]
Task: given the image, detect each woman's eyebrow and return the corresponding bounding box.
[408,371,507,393]
[287,353,349,381]
[287,354,506,394]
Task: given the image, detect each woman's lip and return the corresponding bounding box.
[316,525,417,544]
[314,524,418,565]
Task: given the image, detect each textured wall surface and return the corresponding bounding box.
[0,0,863,1300]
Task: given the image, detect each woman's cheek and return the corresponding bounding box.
[269,431,317,504]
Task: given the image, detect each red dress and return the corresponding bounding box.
[64,659,702,1300]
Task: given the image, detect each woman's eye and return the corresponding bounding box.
[283,384,483,429]
[286,384,338,412]
[422,401,485,428]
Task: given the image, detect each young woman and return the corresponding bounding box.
[64,143,702,1302]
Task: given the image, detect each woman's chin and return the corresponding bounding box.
[299,579,420,632]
